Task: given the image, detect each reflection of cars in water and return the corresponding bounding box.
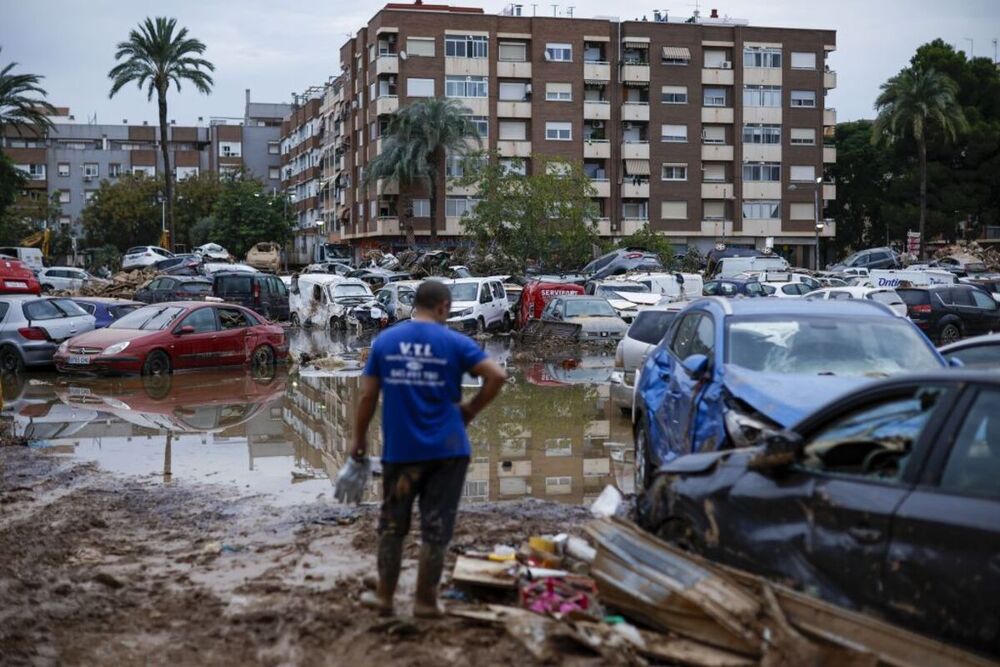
[526,355,615,386]
[641,372,1000,656]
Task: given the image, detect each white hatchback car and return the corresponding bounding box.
[121,246,174,270]
[804,286,909,317]
[444,278,510,333]
[194,243,231,262]
[38,267,102,292]
[609,302,688,415]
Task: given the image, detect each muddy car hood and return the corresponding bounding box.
[571,316,627,332]
[721,365,870,427]
[659,448,755,475]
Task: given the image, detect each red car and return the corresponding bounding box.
[53,302,288,375]
[517,280,585,328]
[0,258,41,295]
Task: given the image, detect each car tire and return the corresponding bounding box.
[290,312,300,327]
[330,316,346,331]
[939,322,962,345]
[502,313,512,333]
[141,350,171,376]
[252,344,275,368]
[0,345,24,373]
[477,317,486,334]
[634,417,655,494]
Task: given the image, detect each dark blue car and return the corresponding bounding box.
[632,298,948,489]
[69,297,142,329]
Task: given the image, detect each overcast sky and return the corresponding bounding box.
[2,0,998,126]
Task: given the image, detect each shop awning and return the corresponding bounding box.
[662,46,691,59]
[624,159,650,176]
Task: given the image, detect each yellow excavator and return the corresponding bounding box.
[19,229,51,258]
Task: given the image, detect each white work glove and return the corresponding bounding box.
[333,457,372,505]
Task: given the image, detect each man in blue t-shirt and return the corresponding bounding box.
[353,280,506,618]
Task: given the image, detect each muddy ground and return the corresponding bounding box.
[0,445,603,666]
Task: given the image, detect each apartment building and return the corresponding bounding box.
[210,90,291,188]
[279,88,325,262]
[320,77,348,238]
[336,2,837,266]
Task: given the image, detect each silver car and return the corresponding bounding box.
[540,295,628,340]
[0,296,96,371]
[610,302,688,415]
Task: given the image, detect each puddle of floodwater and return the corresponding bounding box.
[1,330,635,506]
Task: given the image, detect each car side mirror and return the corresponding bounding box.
[177,325,195,335]
[748,430,803,473]
[681,353,710,378]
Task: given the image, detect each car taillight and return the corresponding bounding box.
[18,327,48,341]
[910,304,932,315]
[253,282,261,301]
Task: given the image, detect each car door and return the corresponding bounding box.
[269,276,289,321]
[170,306,219,369]
[970,287,1000,334]
[478,282,496,326]
[667,312,716,456]
[885,385,1000,653]
[662,313,697,456]
[947,287,984,335]
[216,307,254,365]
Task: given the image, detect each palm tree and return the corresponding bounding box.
[364,98,480,241]
[0,47,57,140]
[872,67,967,258]
[108,17,214,250]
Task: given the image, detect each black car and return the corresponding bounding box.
[582,248,663,280]
[211,271,289,322]
[641,371,1000,655]
[897,284,1000,344]
[153,255,201,275]
[826,247,901,272]
[134,276,213,304]
[939,333,1000,369]
[702,278,767,297]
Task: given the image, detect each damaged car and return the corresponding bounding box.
[288,274,388,330]
[639,371,1000,656]
[632,298,947,489]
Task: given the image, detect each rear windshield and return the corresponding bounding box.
[125,247,146,254]
[23,300,66,321]
[215,276,252,294]
[869,290,904,306]
[629,310,678,345]
[111,306,185,330]
[182,282,213,294]
[896,289,930,306]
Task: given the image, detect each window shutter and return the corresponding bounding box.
[660,201,688,219]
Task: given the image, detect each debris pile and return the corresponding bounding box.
[932,241,1000,271]
[58,268,157,299]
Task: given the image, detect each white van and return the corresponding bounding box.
[716,255,789,278]
[625,272,704,302]
[443,277,510,332]
[289,274,383,328]
[0,247,44,272]
[868,269,956,288]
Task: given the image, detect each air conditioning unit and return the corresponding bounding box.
[83,175,92,182]
[592,121,604,129]
[721,61,732,69]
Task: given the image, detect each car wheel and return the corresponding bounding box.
[502,313,512,333]
[290,312,301,327]
[0,345,24,373]
[939,323,962,345]
[141,350,171,376]
[330,316,346,331]
[477,317,486,334]
[252,344,275,368]
[41,284,54,293]
[634,418,655,494]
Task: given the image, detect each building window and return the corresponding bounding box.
[704,201,726,220]
[499,42,527,62]
[791,90,817,108]
[500,158,526,176]
[445,35,488,58]
[108,163,122,177]
[545,121,571,141]
[132,165,155,177]
[445,76,487,98]
[545,82,572,101]
[623,201,648,219]
[407,37,435,57]
[411,198,431,217]
[660,124,687,143]
[269,167,280,180]
[467,115,488,138]
[545,43,572,62]
[791,202,816,220]
[498,81,529,101]
[742,124,781,144]
[445,196,481,217]
[742,163,781,181]
[84,190,96,203]
[743,200,780,219]
[790,128,816,145]
[17,164,46,180]
[791,51,817,69]
[660,201,687,220]
[661,46,691,65]
[702,126,726,144]
[407,77,435,97]
[58,190,70,204]
[268,141,280,155]
[704,49,731,69]
[57,163,70,177]
[368,44,375,62]
[703,87,727,107]
[219,141,242,157]
[743,47,782,68]
[58,215,71,226]
[703,164,726,182]
[790,165,817,182]
[176,166,199,180]
[498,120,527,141]
[660,85,687,104]
[661,164,687,181]
[743,85,782,107]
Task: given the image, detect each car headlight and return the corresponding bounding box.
[724,404,779,449]
[57,341,69,354]
[101,341,130,356]
[456,308,473,317]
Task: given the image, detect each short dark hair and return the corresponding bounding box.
[414,280,452,310]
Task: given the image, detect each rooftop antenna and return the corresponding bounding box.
[566,5,574,17]
[993,38,998,64]
[551,3,558,16]
[688,0,701,20]
[531,3,537,15]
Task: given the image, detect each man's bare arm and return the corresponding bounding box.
[460,359,507,424]
[352,375,380,459]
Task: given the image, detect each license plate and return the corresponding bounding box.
[6,281,27,289]
[68,355,91,365]
[68,386,92,396]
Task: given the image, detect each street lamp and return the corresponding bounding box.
[788,176,824,270]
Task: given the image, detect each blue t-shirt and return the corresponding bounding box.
[363,320,487,463]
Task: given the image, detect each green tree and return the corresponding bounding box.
[175,171,223,248]
[207,177,292,259]
[0,151,26,218]
[458,154,598,272]
[614,223,675,269]
[188,215,216,248]
[826,120,893,253]
[872,67,968,257]
[81,173,162,250]
[108,17,215,251]
[0,47,56,138]
[364,98,481,240]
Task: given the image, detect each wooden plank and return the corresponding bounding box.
[451,556,518,589]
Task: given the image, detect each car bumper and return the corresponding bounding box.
[53,353,144,375]
[21,342,59,367]
[609,371,634,412]
[447,317,478,332]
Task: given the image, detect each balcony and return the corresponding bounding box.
[823,145,837,163]
[376,96,398,115]
[701,107,734,124]
[701,144,734,161]
[824,108,837,126]
[701,182,734,199]
[743,107,782,124]
[622,181,649,198]
[621,102,650,122]
[824,70,837,89]
[590,179,611,197]
[497,101,532,118]
[376,178,398,195]
[583,101,610,120]
[743,182,782,200]
[497,60,531,78]
[743,219,783,236]
[583,62,611,81]
[595,218,613,236]
[743,68,782,86]
[702,68,734,85]
[701,220,733,236]
[823,183,837,200]
[583,139,610,158]
[375,54,398,75]
[446,182,479,196]
[445,57,489,76]
[621,64,650,83]
[621,142,649,159]
[742,144,781,162]
[497,140,531,158]
[621,218,647,235]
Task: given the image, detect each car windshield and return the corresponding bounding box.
[216,275,252,294]
[726,316,942,376]
[629,310,678,345]
[896,289,930,306]
[597,284,648,297]
[182,282,212,293]
[333,284,371,298]
[566,299,616,318]
[110,305,186,330]
[449,283,479,302]
[869,290,903,306]
[965,262,988,273]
